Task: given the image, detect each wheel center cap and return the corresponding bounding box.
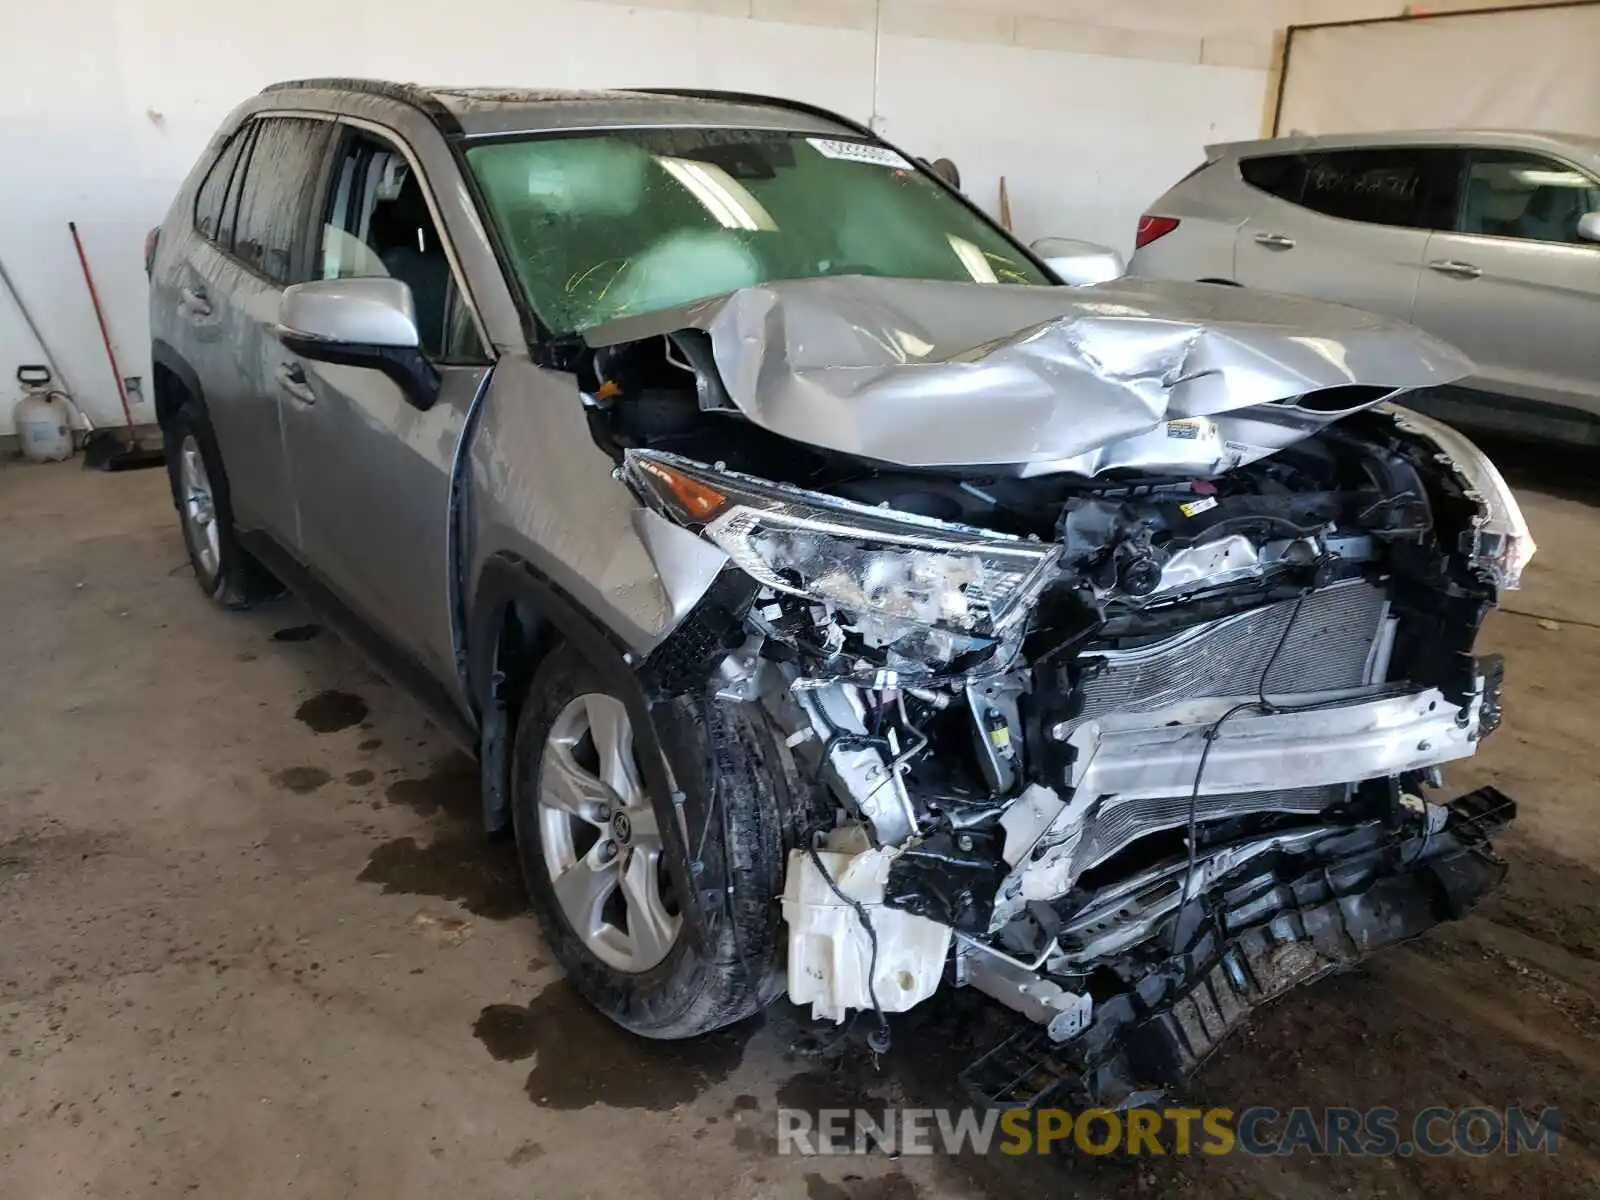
[611,810,632,846]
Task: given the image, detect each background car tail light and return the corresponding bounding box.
[1135,215,1180,249]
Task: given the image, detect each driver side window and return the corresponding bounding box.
[321,129,487,361]
[1458,151,1600,245]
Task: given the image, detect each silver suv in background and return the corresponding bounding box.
[148,81,1528,1109]
[1131,130,1600,444]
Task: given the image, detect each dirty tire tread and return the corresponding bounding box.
[512,644,815,1040]
[163,400,276,610]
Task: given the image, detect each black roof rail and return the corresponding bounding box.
[630,88,872,140]
[259,78,462,135]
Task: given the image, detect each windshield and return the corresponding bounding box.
[465,129,1050,332]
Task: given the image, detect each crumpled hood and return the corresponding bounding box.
[585,275,1473,476]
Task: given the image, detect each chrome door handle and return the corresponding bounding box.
[1428,259,1482,279]
[178,285,212,317]
[275,362,316,405]
[1253,232,1297,250]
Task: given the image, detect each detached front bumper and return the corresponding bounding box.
[961,785,1516,1110]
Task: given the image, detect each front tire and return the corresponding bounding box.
[511,644,808,1039]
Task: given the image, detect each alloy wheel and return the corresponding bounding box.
[179,435,220,579]
[537,693,681,973]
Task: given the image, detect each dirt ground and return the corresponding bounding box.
[2,439,1597,1199]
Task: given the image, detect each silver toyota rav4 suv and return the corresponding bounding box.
[149,80,1530,1105]
[1131,130,1600,445]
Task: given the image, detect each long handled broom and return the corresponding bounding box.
[70,221,164,471]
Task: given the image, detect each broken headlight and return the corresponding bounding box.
[1384,405,1536,590]
[623,450,1060,641]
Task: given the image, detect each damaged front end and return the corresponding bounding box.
[597,277,1529,1106]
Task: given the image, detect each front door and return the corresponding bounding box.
[276,124,493,694]
[1412,148,1600,421]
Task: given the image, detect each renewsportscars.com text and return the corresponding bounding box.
[777,1106,1561,1158]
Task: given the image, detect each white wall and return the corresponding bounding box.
[0,0,1267,433]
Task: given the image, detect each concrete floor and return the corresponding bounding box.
[2,446,1598,1199]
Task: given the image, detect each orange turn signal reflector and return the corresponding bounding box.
[639,459,727,521]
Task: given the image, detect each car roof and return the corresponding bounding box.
[260,79,861,139]
[1207,128,1600,162]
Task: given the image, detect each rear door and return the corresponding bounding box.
[276,122,492,691]
[1235,147,1462,323]
[1412,148,1600,418]
[172,122,288,537]
[174,115,333,542]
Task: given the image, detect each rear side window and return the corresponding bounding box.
[218,126,258,254]
[1298,148,1463,230]
[193,130,251,244]
[232,117,334,285]
[1239,154,1308,203]
[202,116,332,285]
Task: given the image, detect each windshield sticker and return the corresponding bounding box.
[807,138,914,170]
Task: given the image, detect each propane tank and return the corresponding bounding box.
[13,365,75,462]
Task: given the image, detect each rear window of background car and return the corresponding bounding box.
[1241,147,1463,231]
[1239,153,1309,203]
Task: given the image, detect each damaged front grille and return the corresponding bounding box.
[1061,580,1390,740]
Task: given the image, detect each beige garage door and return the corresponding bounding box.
[1275,2,1600,136]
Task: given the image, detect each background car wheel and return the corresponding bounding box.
[512,644,812,1039]
[163,402,276,609]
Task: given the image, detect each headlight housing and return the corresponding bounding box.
[1384,406,1536,590]
[624,450,1060,656]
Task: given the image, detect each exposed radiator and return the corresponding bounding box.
[1063,580,1390,739]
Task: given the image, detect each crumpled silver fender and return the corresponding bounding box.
[466,355,730,655]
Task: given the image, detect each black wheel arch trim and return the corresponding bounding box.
[150,339,205,422]
[469,551,713,952]
[466,552,644,732]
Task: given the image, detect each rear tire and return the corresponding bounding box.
[511,644,811,1039]
[163,400,276,609]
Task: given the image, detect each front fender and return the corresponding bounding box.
[465,354,728,660]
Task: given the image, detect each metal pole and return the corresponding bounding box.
[0,250,70,391]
